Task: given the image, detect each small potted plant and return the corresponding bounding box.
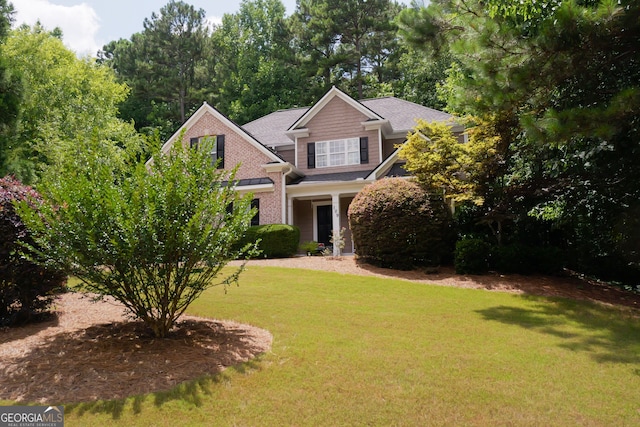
[300,241,319,256]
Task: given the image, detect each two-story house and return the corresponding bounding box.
[158,86,461,254]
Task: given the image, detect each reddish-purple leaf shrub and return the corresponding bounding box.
[348,178,453,270]
[0,176,66,326]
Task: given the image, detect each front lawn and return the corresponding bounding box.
[21,267,640,425]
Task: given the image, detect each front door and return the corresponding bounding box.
[316,205,332,246]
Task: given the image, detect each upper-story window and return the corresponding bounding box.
[190,134,225,169]
[307,137,368,169]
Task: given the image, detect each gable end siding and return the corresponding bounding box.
[297,96,380,175]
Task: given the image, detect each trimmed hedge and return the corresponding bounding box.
[348,178,453,270]
[454,238,492,274]
[238,224,300,259]
[454,237,565,275]
[493,244,564,275]
[0,176,66,326]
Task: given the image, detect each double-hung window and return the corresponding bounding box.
[314,137,361,168]
[190,134,225,169]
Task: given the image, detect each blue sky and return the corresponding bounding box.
[10,0,417,57]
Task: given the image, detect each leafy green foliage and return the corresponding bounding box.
[17,139,257,338]
[399,0,640,285]
[238,224,301,259]
[455,237,564,275]
[210,0,304,124]
[0,0,22,178]
[492,244,564,275]
[399,118,500,205]
[0,176,66,326]
[454,238,491,274]
[1,24,139,183]
[99,0,409,126]
[392,46,451,110]
[348,177,452,270]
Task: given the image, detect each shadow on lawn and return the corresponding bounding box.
[476,297,640,365]
[65,358,265,420]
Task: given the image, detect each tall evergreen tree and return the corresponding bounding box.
[290,0,404,100]
[141,1,209,124]
[99,1,209,139]
[399,0,640,281]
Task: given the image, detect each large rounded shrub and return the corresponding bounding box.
[0,176,66,326]
[348,178,452,270]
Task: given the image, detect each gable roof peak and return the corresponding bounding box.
[156,101,285,164]
[288,86,383,131]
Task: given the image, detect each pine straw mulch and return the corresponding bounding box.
[0,293,272,404]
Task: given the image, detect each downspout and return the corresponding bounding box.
[282,164,294,224]
[378,127,383,166]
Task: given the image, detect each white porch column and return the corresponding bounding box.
[331,193,341,256]
[287,196,294,226]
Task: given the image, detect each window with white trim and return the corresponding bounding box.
[190,134,225,169]
[316,138,360,168]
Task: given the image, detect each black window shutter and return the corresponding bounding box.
[250,199,260,226]
[190,137,199,149]
[216,135,225,169]
[307,142,315,169]
[360,137,369,164]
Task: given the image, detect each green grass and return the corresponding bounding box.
[11,267,640,426]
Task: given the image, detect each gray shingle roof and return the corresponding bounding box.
[242,107,308,149]
[385,162,409,177]
[360,97,453,132]
[241,96,453,149]
[221,177,274,187]
[293,170,371,184]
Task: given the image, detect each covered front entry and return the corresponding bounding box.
[288,194,362,255]
[286,179,372,255]
[290,197,355,254]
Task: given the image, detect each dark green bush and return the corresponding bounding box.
[239,224,300,258]
[454,238,492,274]
[493,244,564,275]
[348,178,453,270]
[0,176,66,326]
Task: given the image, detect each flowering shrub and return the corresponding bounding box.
[0,176,66,326]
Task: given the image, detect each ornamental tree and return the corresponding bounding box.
[398,118,500,206]
[18,138,257,338]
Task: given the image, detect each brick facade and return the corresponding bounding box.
[176,110,284,225]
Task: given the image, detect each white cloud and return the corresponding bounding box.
[205,15,222,30]
[11,0,101,57]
